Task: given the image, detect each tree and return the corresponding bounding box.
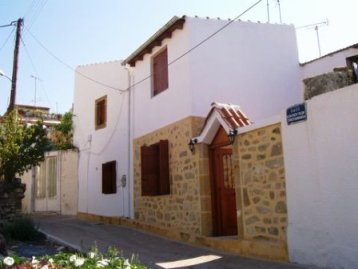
[0,111,49,182]
[49,112,74,150]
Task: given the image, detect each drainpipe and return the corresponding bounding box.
[126,65,134,218]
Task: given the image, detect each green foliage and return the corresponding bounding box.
[2,215,45,242]
[51,112,74,150]
[0,111,49,182]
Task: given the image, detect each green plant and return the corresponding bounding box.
[50,112,74,150]
[0,111,49,182]
[1,245,148,268]
[2,215,44,242]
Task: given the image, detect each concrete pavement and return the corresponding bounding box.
[33,214,319,269]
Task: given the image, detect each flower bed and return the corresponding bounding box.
[1,246,148,269]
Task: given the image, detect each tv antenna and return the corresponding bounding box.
[30,74,42,107]
[266,0,282,23]
[297,19,329,57]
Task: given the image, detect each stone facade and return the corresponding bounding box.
[0,179,26,227]
[133,116,205,235]
[235,123,287,243]
[303,68,355,100]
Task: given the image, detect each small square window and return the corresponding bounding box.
[152,48,169,96]
[95,96,107,130]
[102,160,116,194]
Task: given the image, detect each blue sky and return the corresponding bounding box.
[0,0,356,115]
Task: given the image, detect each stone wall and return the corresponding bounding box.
[235,123,287,243]
[0,179,26,227]
[303,68,354,100]
[133,116,205,235]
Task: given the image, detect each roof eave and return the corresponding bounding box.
[123,16,186,67]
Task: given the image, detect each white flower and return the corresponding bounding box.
[3,257,14,266]
[124,259,131,269]
[74,257,85,267]
[48,258,54,264]
[32,256,39,265]
[70,254,77,262]
[96,258,110,268]
[41,265,49,269]
[88,251,96,259]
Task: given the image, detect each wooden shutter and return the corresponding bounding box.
[153,48,168,95]
[141,140,170,196]
[141,144,159,196]
[95,96,107,129]
[102,161,116,194]
[159,140,170,194]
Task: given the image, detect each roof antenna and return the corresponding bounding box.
[267,0,283,23]
[297,19,329,57]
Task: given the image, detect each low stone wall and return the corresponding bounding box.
[303,68,354,100]
[0,179,26,227]
[235,123,287,243]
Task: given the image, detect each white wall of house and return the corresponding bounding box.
[73,61,132,217]
[186,17,302,122]
[302,46,358,79]
[282,84,358,269]
[132,17,302,138]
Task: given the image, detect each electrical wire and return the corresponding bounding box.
[24,26,126,92]
[0,27,15,53]
[127,0,263,91]
[23,0,262,95]
[20,36,52,106]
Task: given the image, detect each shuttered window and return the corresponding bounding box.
[152,48,169,96]
[95,95,107,130]
[141,140,170,196]
[102,160,117,194]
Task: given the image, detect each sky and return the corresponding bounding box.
[0,0,356,115]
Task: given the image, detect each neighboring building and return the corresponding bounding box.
[14,104,61,127]
[73,15,302,260]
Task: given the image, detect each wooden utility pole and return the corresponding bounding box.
[7,18,23,113]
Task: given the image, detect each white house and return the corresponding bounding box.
[73,15,302,222]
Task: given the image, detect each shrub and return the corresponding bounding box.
[2,215,44,242]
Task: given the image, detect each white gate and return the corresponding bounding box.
[34,153,60,212]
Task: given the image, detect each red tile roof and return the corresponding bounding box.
[207,102,250,130]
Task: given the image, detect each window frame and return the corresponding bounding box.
[102,160,117,194]
[95,95,107,130]
[151,47,169,97]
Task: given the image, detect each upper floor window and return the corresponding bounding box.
[152,47,169,96]
[95,95,107,130]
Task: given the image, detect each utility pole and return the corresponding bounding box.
[8,18,23,113]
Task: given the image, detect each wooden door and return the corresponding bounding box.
[212,147,238,236]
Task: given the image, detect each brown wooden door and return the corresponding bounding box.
[212,147,238,236]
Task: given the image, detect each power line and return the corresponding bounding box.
[0,27,15,52]
[129,0,263,91]
[23,0,262,95]
[24,26,126,92]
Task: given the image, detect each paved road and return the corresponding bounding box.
[33,214,320,269]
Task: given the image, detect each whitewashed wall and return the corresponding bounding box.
[282,84,358,269]
[132,17,302,138]
[302,46,358,79]
[73,61,132,217]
